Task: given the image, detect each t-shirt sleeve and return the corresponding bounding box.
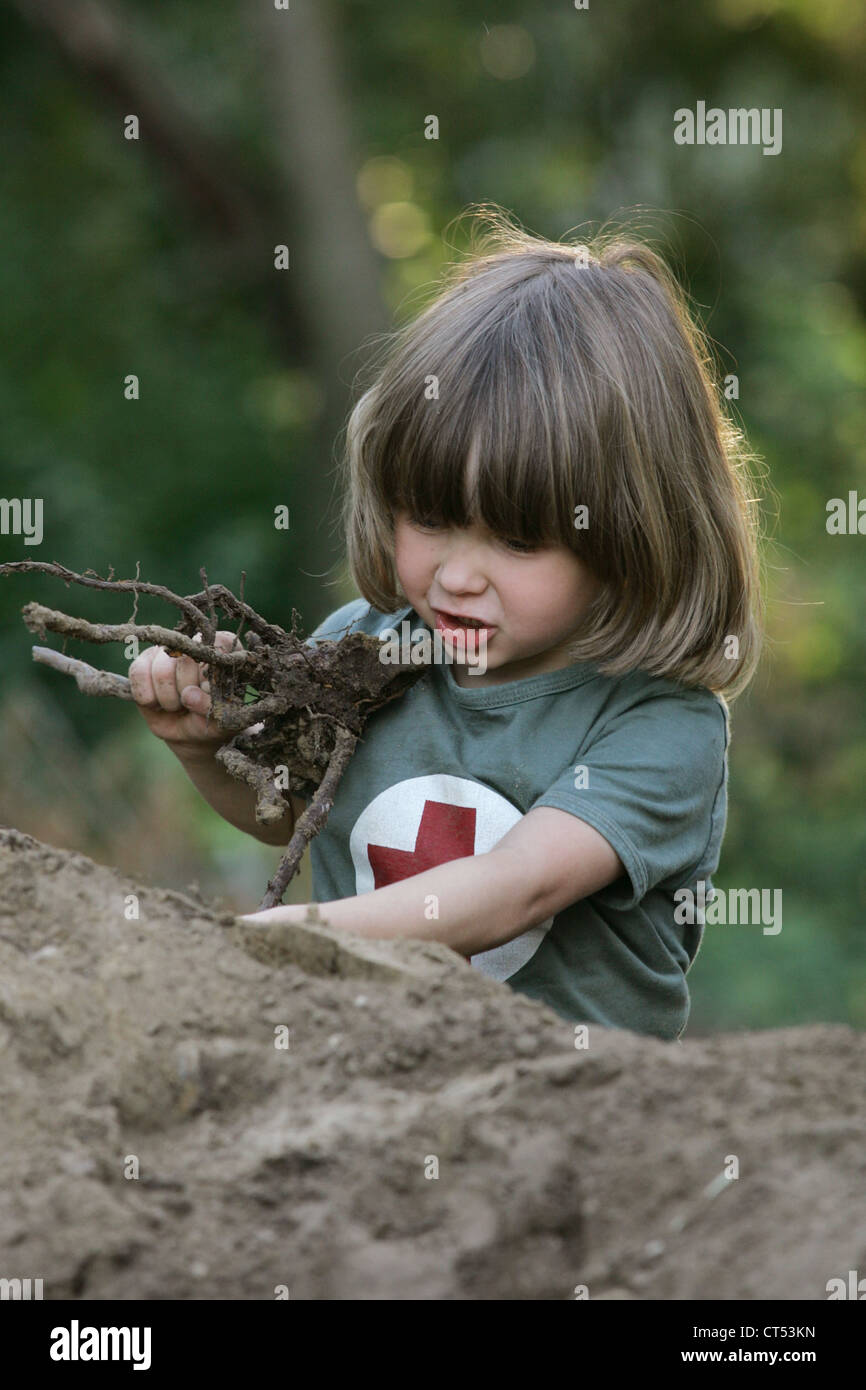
[306,598,371,645]
[529,688,729,911]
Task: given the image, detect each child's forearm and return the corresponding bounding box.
[295,849,538,957]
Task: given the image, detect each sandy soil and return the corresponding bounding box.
[0,824,863,1300]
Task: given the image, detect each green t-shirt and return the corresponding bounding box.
[306,599,729,1040]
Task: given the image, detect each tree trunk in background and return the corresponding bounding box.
[248,0,389,590]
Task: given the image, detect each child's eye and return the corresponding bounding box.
[501,537,538,554]
[406,513,537,552]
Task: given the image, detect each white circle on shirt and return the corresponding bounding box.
[348,773,553,982]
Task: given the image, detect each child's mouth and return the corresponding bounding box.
[433,609,496,640]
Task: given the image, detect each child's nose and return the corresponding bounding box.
[435,538,489,590]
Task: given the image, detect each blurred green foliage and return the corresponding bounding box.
[1,0,864,1032]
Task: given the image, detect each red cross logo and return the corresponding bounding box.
[368,800,477,888]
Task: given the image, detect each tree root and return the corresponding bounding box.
[259,723,358,910]
[31,646,137,700]
[1,560,429,907]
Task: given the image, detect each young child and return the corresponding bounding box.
[129,212,763,1041]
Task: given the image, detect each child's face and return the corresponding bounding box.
[393,509,601,687]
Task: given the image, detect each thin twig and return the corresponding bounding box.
[198,566,217,644]
[0,559,209,630]
[235,571,248,646]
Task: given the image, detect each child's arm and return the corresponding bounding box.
[241,807,624,955]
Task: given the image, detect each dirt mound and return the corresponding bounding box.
[0,825,863,1300]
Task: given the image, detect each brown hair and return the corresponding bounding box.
[339,207,765,697]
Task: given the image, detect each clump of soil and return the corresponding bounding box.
[0,825,863,1300]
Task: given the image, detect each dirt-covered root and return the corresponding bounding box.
[0,561,429,905]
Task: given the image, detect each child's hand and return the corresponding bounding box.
[239,904,325,926]
[128,630,241,757]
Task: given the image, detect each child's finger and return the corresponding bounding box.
[150,648,183,712]
[175,648,202,697]
[128,645,159,707]
[180,684,211,715]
